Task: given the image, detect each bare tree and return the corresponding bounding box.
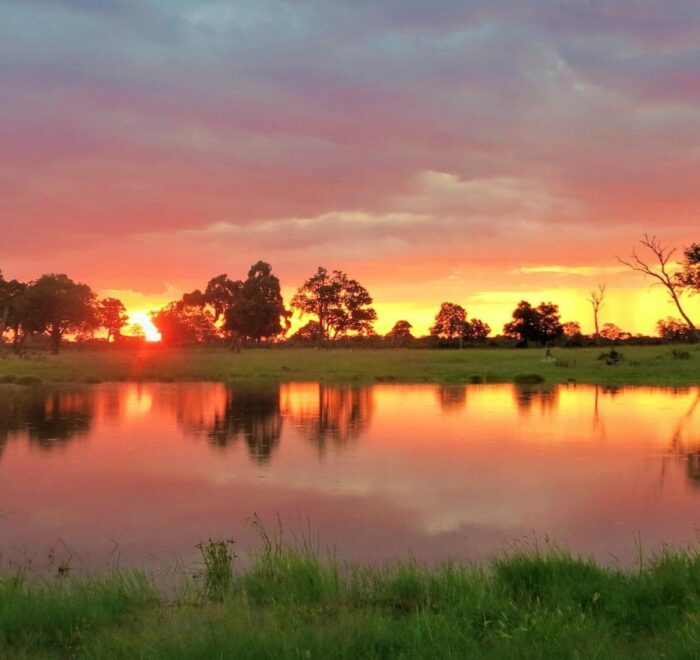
[617,234,698,341]
[587,284,606,345]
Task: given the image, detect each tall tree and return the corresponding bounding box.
[503,300,563,347]
[225,261,290,343]
[291,267,377,343]
[587,284,606,345]
[430,303,467,348]
[618,235,697,341]
[20,274,98,354]
[98,297,129,343]
[181,274,242,349]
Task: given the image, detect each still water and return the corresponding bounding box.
[1,382,700,571]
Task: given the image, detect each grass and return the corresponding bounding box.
[0,345,699,387]
[5,544,700,658]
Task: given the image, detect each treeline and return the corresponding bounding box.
[1,236,698,353]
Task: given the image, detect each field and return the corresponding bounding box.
[0,345,699,387]
[5,543,700,658]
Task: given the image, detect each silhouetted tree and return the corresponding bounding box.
[151,302,218,346]
[19,274,98,354]
[225,261,290,343]
[587,284,606,345]
[618,235,697,341]
[677,243,700,292]
[0,273,26,346]
[430,302,467,348]
[291,267,377,343]
[98,297,128,343]
[657,317,698,342]
[562,321,582,337]
[600,322,629,342]
[386,320,413,346]
[463,318,491,343]
[503,301,563,347]
[290,320,323,344]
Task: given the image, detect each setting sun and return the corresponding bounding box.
[126,310,162,343]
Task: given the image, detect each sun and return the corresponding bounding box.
[126,310,162,342]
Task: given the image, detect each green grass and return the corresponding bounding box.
[0,345,699,386]
[5,545,700,658]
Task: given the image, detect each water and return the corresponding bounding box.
[1,382,699,572]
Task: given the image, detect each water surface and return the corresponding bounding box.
[1,382,699,571]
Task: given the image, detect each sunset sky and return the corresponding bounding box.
[1,0,699,335]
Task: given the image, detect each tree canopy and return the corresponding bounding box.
[503,301,563,347]
[291,267,377,343]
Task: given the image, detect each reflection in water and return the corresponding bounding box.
[663,391,700,488]
[282,384,374,454]
[1,382,700,570]
[437,385,467,413]
[0,387,93,450]
[206,387,282,465]
[513,385,559,416]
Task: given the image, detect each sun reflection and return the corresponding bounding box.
[126,310,162,342]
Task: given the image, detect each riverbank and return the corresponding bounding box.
[3,544,700,658]
[0,345,698,387]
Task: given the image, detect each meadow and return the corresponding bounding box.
[5,542,700,658]
[0,345,699,387]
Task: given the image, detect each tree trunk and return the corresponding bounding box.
[50,326,62,355]
[0,306,8,345]
[669,289,698,342]
[14,329,29,355]
[593,312,600,346]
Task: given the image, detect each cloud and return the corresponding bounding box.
[0,0,698,333]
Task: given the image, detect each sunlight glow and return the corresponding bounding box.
[126,310,162,342]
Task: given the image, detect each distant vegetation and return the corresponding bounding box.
[1,235,699,353]
[5,542,700,658]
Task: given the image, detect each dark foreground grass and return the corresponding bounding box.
[0,345,699,386]
[4,546,700,658]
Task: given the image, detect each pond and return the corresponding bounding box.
[1,382,699,572]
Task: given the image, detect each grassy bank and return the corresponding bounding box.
[4,544,700,658]
[0,345,699,387]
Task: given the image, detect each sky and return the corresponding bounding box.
[1,0,699,336]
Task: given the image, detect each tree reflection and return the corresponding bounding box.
[513,385,559,416]
[437,385,467,413]
[206,386,282,465]
[663,390,700,488]
[287,384,373,455]
[0,387,94,457]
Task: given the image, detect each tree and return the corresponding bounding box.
[562,321,582,337]
[98,297,128,343]
[677,243,700,293]
[151,302,218,346]
[600,323,629,342]
[430,303,467,348]
[290,320,323,344]
[386,320,413,346]
[0,273,27,346]
[463,318,491,343]
[587,284,606,345]
[225,261,290,343]
[20,274,98,354]
[657,317,697,342]
[291,267,377,343]
[503,300,563,347]
[618,235,697,341]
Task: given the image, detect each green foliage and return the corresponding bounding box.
[6,548,700,658]
[197,539,235,602]
[513,373,545,385]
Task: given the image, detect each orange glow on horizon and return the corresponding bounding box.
[126,310,162,342]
